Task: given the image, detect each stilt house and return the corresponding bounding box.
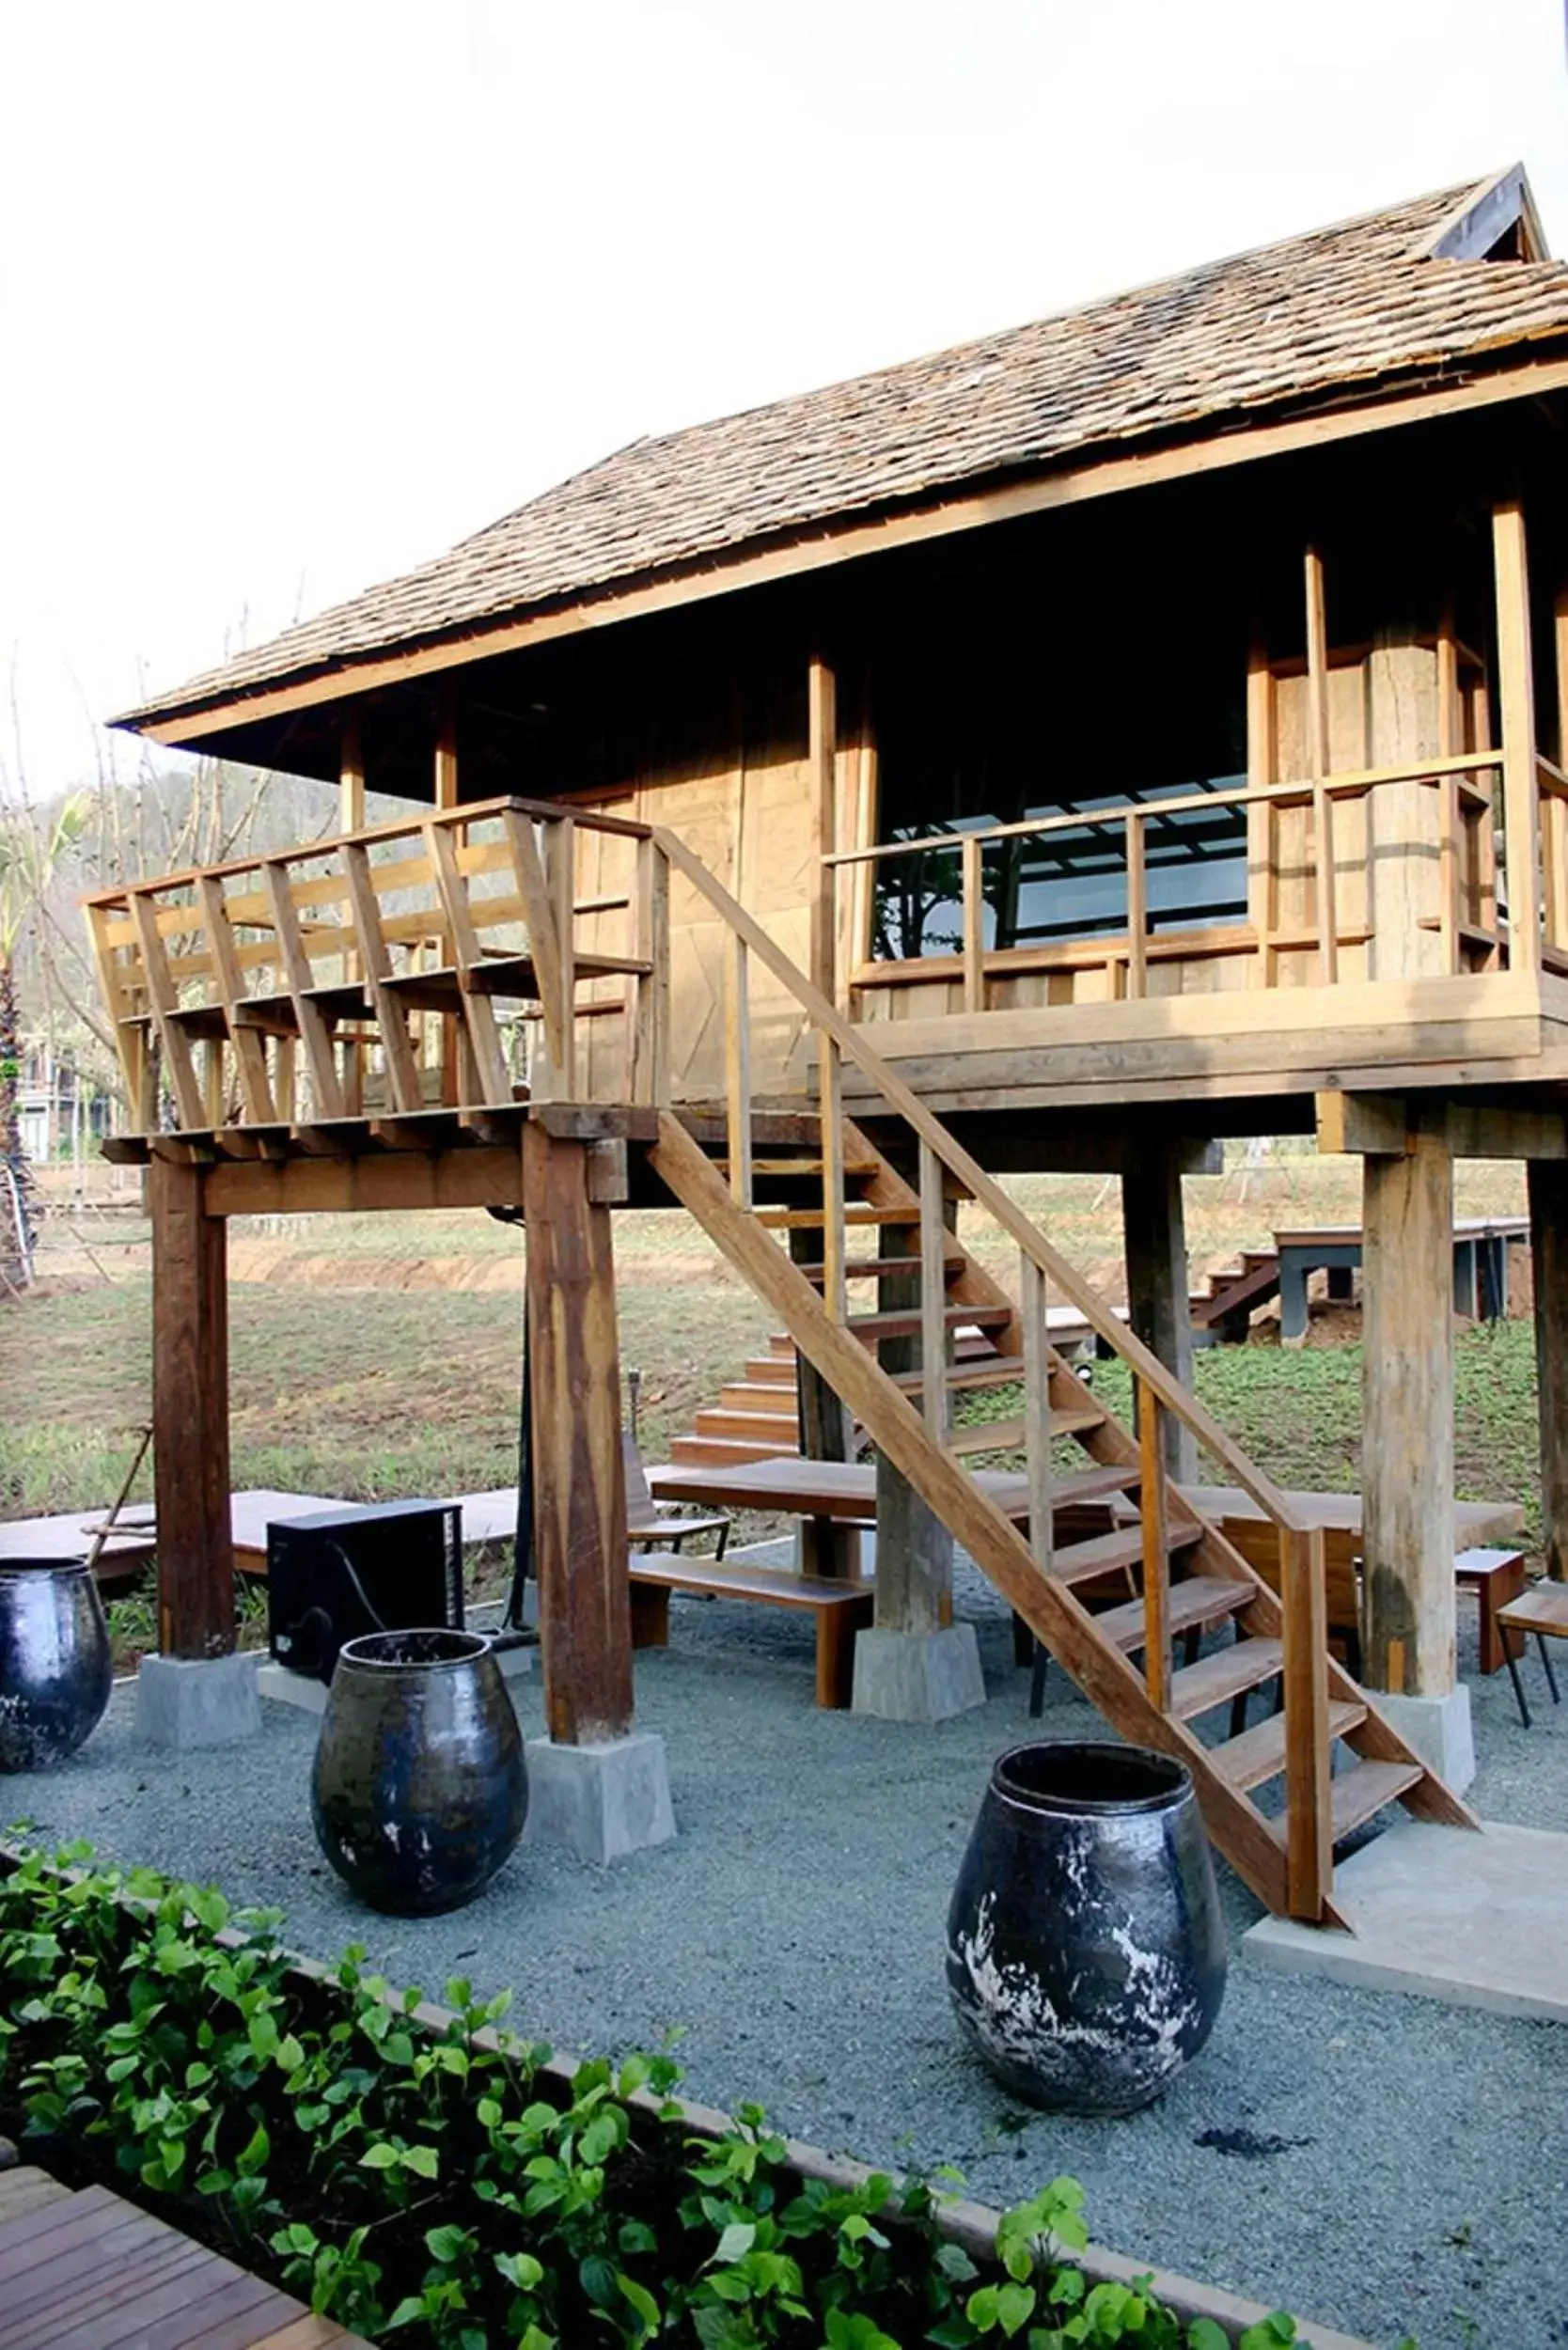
[94,163,1568,1920]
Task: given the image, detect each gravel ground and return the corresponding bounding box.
[7,1558,1567,2350]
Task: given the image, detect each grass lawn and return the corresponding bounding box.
[3,1146,1542,1551]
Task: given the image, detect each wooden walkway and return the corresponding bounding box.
[0,2163,370,2349]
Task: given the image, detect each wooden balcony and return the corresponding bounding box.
[86,795,667,1148]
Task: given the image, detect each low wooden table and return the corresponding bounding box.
[1495,1581,1568,1726]
[1175,1485,1528,1675]
[646,1453,1131,1528]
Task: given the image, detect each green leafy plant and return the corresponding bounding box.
[0,1841,1314,2350]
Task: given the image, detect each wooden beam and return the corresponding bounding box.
[149,1155,232,1659]
[523,1122,635,1745]
[433,689,459,810]
[127,891,207,1130]
[1137,1379,1170,1711]
[1493,501,1543,972]
[1316,1089,1567,1160]
[131,351,1568,751]
[1529,1159,1568,1583]
[204,1142,527,1216]
[423,820,510,1104]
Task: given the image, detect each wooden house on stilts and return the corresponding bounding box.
[94,163,1568,1922]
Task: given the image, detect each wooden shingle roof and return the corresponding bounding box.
[119,165,1568,734]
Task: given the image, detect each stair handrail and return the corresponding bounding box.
[651,823,1314,1543]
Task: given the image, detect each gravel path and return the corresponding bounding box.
[7,1560,1567,2350]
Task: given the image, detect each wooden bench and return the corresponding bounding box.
[1495,1581,1568,1727]
[628,1552,874,1708]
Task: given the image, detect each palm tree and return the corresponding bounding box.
[0,795,91,1288]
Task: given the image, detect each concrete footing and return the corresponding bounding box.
[256,1661,327,1717]
[851,1624,986,1722]
[136,1651,261,1749]
[1372,1684,1476,1793]
[523,1731,676,1863]
[1246,1818,1568,2020]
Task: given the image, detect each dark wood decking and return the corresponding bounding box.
[0,2164,369,2350]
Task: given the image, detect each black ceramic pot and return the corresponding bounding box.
[0,1559,115,1772]
[310,1629,525,1915]
[946,1740,1226,2115]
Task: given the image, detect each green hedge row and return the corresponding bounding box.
[0,1843,1306,2350]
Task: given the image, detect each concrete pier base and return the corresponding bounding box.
[136,1652,261,1749]
[852,1624,986,1722]
[523,1731,676,1862]
[1373,1685,1476,1793]
[1246,1819,1568,2020]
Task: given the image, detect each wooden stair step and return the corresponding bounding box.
[1168,1637,1284,1720]
[744,1358,798,1386]
[846,1303,1013,1342]
[795,1251,965,1279]
[1049,1522,1205,1588]
[1094,1575,1252,1652]
[718,1381,802,1411]
[714,1156,883,1179]
[893,1355,1027,1394]
[758,1205,920,1230]
[1269,1757,1426,1847]
[1211,1700,1368,1793]
[668,1434,803,1466]
[949,1406,1105,1454]
[693,1408,801,1442]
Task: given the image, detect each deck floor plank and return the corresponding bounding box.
[0,2173,368,2350]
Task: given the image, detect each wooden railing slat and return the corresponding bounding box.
[725,932,752,1206]
[1137,1377,1170,1710]
[918,1139,949,1439]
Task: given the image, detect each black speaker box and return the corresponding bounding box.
[267,1500,463,1683]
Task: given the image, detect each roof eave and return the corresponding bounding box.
[118,331,1568,754]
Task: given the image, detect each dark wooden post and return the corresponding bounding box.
[149,1153,233,1659]
[523,1120,635,1745]
[1529,1159,1568,1583]
[1361,1119,1455,1694]
[1122,1143,1197,1481]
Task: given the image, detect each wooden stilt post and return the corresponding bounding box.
[149,1154,232,1660]
[1121,1142,1197,1481]
[1361,1115,1456,1695]
[870,1148,954,1633]
[522,1120,635,1745]
[1529,1158,1568,1584]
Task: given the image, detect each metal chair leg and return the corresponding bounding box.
[1538,1633,1560,1706]
[1029,1641,1048,1718]
[1505,1644,1532,1729]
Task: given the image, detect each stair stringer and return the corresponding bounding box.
[836,1122,1477,1841]
[650,1112,1299,1919]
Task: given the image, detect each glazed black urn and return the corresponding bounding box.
[0,1559,115,1771]
[946,1740,1226,2114]
[310,1629,526,1915]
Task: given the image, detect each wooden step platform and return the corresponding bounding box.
[628,1551,874,1708]
[0,2164,370,2348]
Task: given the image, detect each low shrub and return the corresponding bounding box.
[0,1841,1303,2350]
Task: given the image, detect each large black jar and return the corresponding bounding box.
[0,1559,115,1772]
[310,1629,525,1915]
[946,1741,1226,2115]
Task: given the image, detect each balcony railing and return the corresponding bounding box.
[86,795,666,1137]
[825,743,1568,1012]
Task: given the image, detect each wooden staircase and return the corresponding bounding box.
[1190,1249,1283,1345]
[645,826,1480,1926]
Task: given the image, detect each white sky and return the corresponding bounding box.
[2,0,1565,794]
